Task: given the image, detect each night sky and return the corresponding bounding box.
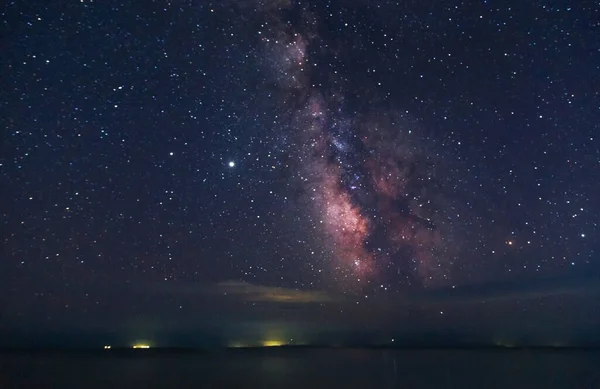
[2,0,599,347]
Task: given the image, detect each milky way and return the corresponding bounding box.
[259,4,462,289]
[2,0,598,344]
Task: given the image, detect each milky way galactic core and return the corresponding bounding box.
[257,5,473,289]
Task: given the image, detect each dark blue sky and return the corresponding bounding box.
[1,0,599,346]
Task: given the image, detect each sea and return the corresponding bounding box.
[1,348,599,388]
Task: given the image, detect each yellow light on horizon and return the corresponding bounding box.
[104,345,111,349]
[262,340,285,347]
[132,344,150,349]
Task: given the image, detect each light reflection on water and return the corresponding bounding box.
[1,349,599,389]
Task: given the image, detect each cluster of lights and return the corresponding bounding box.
[103,343,151,349]
[229,340,287,348]
[262,340,285,347]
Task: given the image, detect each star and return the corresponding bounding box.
[1,0,598,351]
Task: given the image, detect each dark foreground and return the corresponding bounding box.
[1,348,599,388]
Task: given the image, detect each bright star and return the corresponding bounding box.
[228,161,235,168]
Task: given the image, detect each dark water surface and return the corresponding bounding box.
[1,349,599,388]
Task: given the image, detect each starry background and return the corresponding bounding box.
[1,0,599,346]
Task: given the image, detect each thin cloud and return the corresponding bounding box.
[215,281,338,304]
[417,272,600,304]
[138,279,340,305]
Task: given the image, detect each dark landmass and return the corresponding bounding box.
[1,344,599,356]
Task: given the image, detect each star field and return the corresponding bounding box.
[1,1,599,336]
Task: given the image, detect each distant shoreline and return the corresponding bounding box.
[1,345,599,354]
